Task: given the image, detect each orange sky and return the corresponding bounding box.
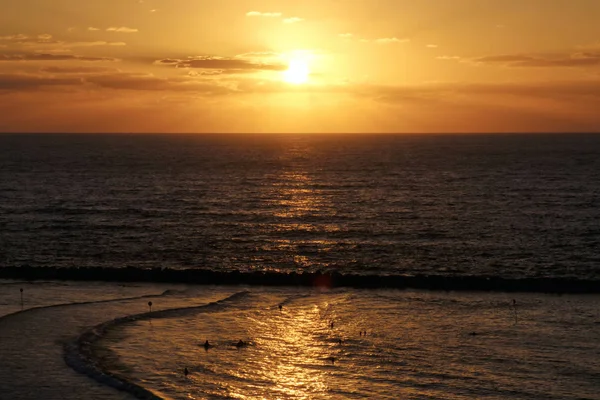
[1,0,600,133]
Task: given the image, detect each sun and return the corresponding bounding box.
[283,58,310,84]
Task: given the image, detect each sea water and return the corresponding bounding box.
[1,133,600,281]
[1,281,599,399]
[1,133,600,399]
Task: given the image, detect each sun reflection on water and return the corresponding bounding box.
[262,142,341,272]
[269,172,328,218]
[230,303,333,399]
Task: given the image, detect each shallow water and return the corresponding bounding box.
[0,281,236,399]
[96,287,600,400]
[2,281,599,399]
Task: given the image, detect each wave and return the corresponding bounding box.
[63,291,250,400]
[1,266,599,294]
[0,288,176,322]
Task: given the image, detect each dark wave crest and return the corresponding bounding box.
[2,266,599,294]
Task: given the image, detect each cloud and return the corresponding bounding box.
[106,27,138,33]
[344,35,409,44]
[246,11,304,24]
[5,58,600,107]
[67,41,126,47]
[156,58,179,64]
[0,33,125,49]
[359,80,600,105]
[0,71,233,94]
[3,71,600,133]
[374,37,409,44]
[0,53,118,62]
[87,73,234,95]
[84,73,196,91]
[246,11,282,18]
[155,56,287,73]
[426,44,438,48]
[283,17,303,24]
[88,27,100,31]
[440,52,600,68]
[223,78,600,106]
[236,51,281,58]
[472,53,600,67]
[40,66,119,74]
[0,73,82,90]
[0,34,59,45]
[0,34,30,41]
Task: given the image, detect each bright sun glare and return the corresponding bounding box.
[283,58,310,84]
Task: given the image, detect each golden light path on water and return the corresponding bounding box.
[263,139,343,272]
[238,304,330,399]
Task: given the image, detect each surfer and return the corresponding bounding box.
[184,367,189,377]
[203,340,211,350]
[236,339,246,348]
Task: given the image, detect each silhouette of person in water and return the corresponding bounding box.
[184,367,189,377]
[203,340,210,350]
[330,321,334,329]
[236,339,246,348]
[279,304,283,311]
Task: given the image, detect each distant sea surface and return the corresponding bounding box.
[1,133,600,283]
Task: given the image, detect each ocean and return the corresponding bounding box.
[0,133,599,399]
